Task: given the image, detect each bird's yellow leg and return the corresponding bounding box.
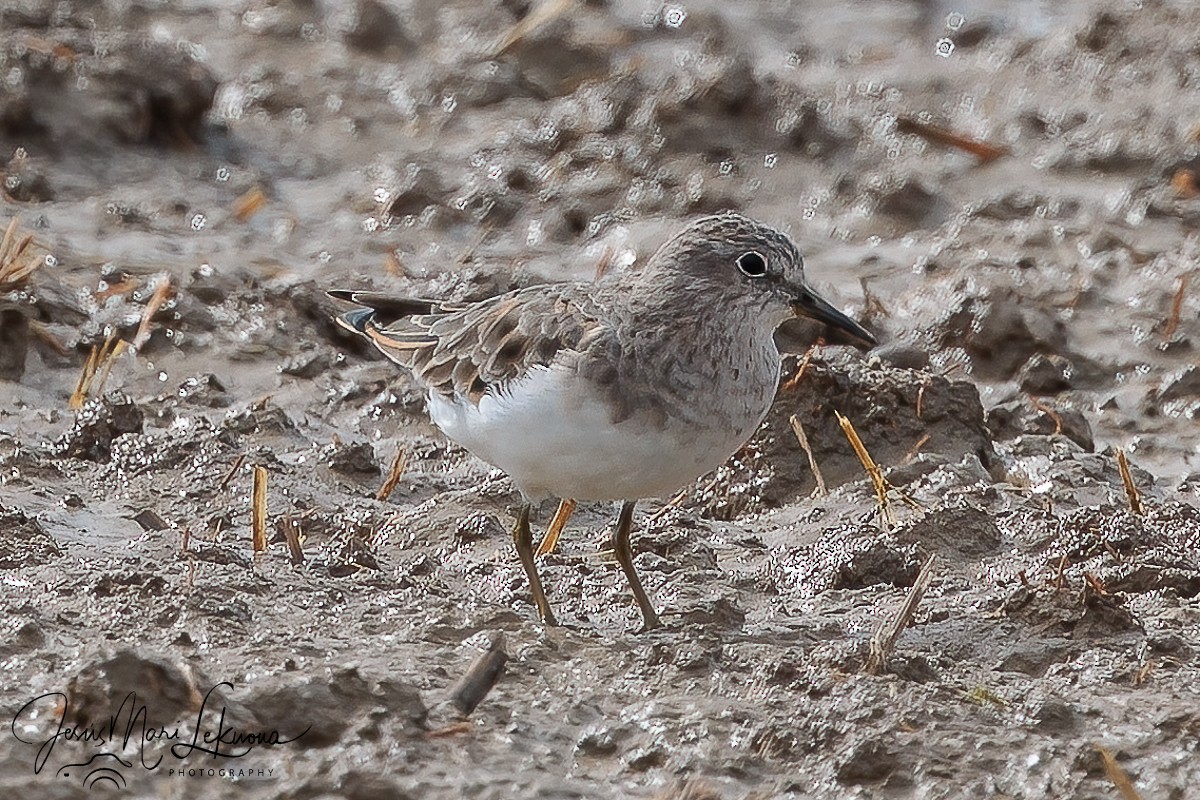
[512,503,558,626]
[612,501,661,632]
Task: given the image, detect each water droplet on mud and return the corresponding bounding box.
[662,4,687,28]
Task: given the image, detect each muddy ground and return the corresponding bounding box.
[1,0,1199,797]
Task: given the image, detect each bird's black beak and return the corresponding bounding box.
[790,287,877,350]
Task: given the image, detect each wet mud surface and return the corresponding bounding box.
[1,0,1199,797]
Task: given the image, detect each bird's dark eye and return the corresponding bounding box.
[736,251,767,277]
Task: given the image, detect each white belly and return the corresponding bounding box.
[427,365,764,501]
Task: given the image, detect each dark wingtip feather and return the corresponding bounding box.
[327,290,439,320]
[336,307,377,333]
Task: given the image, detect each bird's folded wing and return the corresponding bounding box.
[332,285,607,404]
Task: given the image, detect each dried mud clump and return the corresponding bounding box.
[324,440,381,476]
[934,290,1095,383]
[2,21,218,149]
[0,304,30,381]
[247,668,426,749]
[987,399,1095,452]
[53,391,144,462]
[0,505,61,569]
[892,504,1003,562]
[1000,582,1142,640]
[1038,503,1200,599]
[758,350,998,504]
[64,650,205,730]
[769,523,923,595]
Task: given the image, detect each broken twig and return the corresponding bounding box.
[251,466,268,553]
[837,411,911,527]
[217,453,247,492]
[1162,273,1189,340]
[69,333,126,410]
[865,555,936,674]
[788,414,827,496]
[493,0,574,58]
[131,276,173,351]
[1095,744,1143,800]
[896,116,1009,163]
[1115,449,1144,515]
[376,447,408,502]
[232,185,268,221]
[279,516,305,565]
[446,633,507,718]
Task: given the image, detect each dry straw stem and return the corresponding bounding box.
[69,333,127,410]
[593,245,614,281]
[0,216,40,290]
[902,433,931,464]
[424,721,472,739]
[895,116,1009,163]
[836,410,894,527]
[647,487,690,523]
[376,447,408,502]
[1134,660,1155,687]
[279,516,305,565]
[1095,744,1143,800]
[1055,553,1069,589]
[1028,396,1063,435]
[456,222,493,265]
[217,453,247,492]
[492,0,574,57]
[536,497,577,556]
[131,276,173,351]
[788,414,827,496]
[384,248,405,277]
[251,465,268,553]
[865,554,936,674]
[231,185,268,221]
[28,320,68,355]
[960,685,1008,708]
[780,345,817,393]
[1116,449,1144,515]
[837,411,890,521]
[1163,273,1190,340]
[647,468,726,524]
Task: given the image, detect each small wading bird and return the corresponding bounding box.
[332,212,875,631]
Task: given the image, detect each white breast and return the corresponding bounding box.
[426,365,766,502]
